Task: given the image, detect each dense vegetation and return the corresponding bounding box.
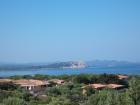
[0,74,140,105]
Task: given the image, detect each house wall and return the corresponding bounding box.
[22,85,44,92]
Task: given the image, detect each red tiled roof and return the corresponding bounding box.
[117,75,128,79]
[0,79,12,83]
[84,83,124,89]
[48,79,65,84]
[107,84,124,89]
[13,79,46,86]
[90,84,106,89]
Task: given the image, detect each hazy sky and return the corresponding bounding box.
[0,0,140,63]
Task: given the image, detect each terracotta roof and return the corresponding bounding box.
[0,79,12,83]
[48,79,65,84]
[13,79,46,86]
[83,83,124,89]
[90,84,106,89]
[107,84,124,89]
[117,75,128,79]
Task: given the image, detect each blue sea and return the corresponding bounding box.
[0,66,140,77]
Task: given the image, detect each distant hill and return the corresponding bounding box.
[0,60,140,70]
[86,60,140,68]
[46,61,86,69]
[0,61,86,70]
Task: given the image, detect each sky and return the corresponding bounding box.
[0,0,140,63]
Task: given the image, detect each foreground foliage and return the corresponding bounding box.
[0,74,139,105]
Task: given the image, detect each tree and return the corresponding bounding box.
[0,82,18,90]
[118,92,133,105]
[47,96,73,105]
[85,86,95,96]
[46,87,61,97]
[84,90,120,105]
[128,77,140,105]
[72,74,90,84]
[1,97,27,105]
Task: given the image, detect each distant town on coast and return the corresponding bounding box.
[0,60,140,70]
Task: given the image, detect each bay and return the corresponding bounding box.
[0,66,140,77]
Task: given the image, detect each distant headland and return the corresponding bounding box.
[0,60,140,70]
